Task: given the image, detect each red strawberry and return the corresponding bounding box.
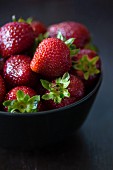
[30,37,72,78]
[40,72,85,110]
[30,21,47,37]
[43,97,77,110]
[3,55,38,88]
[0,22,35,57]
[3,86,40,113]
[71,49,101,89]
[38,100,48,111]
[0,75,6,103]
[48,21,90,48]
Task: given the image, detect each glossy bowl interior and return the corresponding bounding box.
[0,74,102,150]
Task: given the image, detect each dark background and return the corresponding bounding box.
[0,0,113,169]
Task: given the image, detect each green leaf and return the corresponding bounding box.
[91,56,99,65]
[63,89,70,97]
[43,32,49,38]
[84,72,90,80]
[62,72,70,81]
[70,49,80,57]
[3,100,12,106]
[42,92,54,100]
[28,95,40,104]
[55,77,62,84]
[41,72,71,104]
[26,17,33,24]
[23,94,30,102]
[40,79,50,90]
[65,38,75,47]
[73,55,100,80]
[16,90,25,101]
[18,18,25,22]
[3,90,40,113]
[54,96,62,104]
[63,81,70,88]
[57,31,64,41]
[12,15,33,24]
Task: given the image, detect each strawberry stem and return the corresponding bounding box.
[73,55,100,80]
[57,32,80,57]
[41,72,70,104]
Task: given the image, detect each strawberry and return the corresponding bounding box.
[30,37,72,78]
[0,22,35,57]
[48,21,90,48]
[43,97,77,110]
[3,55,38,88]
[30,21,47,37]
[40,72,85,110]
[0,75,6,104]
[71,49,101,89]
[3,86,40,113]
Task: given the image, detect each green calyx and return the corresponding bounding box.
[12,15,33,24]
[41,72,70,104]
[32,32,49,54]
[3,90,40,113]
[57,32,80,57]
[73,55,100,80]
[35,32,49,45]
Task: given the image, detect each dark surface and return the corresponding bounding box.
[0,0,113,169]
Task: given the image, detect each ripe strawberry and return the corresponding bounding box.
[48,21,90,48]
[43,97,77,110]
[40,72,85,110]
[0,75,6,103]
[30,37,72,78]
[3,55,38,88]
[71,49,101,89]
[3,86,40,113]
[0,22,35,57]
[30,21,47,37]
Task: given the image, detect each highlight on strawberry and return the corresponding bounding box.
[0,16,102,113]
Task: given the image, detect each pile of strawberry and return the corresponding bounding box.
[0,16,101,113]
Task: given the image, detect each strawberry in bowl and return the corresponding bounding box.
[0,17,102,149]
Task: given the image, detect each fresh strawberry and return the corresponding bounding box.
[0,22,35,57]
[30,21,47,37]
[71,49,101,89]
[30,37,72,78]
[48,21,90,48]
[43,97,77,110]
[40,72,85,110]
[0,75,6,104]
[3,55,38,88]
[3,86,40,113]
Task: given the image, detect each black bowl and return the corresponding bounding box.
[0,75,102,150]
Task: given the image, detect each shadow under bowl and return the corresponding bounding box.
[0,74,102,150]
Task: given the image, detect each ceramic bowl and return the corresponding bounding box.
[0,74,102,150]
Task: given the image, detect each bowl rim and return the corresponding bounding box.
[0,74,102,117]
